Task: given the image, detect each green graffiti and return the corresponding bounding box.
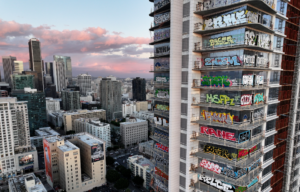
[206,94,235,105]
[201,76,232,87]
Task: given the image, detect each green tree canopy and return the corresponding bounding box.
[132,175,144,186]
[106,170,120,183]
[106,156,115,166]
[114,178,129,190]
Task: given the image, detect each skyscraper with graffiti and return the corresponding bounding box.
[147,0,300,191]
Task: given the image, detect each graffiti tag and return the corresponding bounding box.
[241,94,252,106]
[202,110,234,125]
[155,104,169,111]
[237,149,248,161]
[199,159,221,174]
[198,174,235,192]
[248,159,260,172]
[209,36,235,46]
[238,131,250,143]
[154,0,170,11]
[154,28,170,41]
[242,74,254,86]
[154,43,170,56]
[201,76,233,87]
[155,143,169,153]
[154,12,170,26]
[203,145,233,160]
[155,89,169,98]
[206,94,235,106]
[254,93,264,104]
[154,153,169,166]
[200,126,236,141]
[222,167,247,179]
[155,167,168,180]
[204,56,241,66]
[247,176,259,188]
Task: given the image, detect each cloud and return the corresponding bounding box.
[0,19,152,78]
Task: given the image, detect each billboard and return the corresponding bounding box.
[91,143,105,162]
[19,154,34,166]
[43,139,52,182]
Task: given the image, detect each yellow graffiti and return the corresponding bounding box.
[206,94,235,106]
[201,110,234,124]
[209,36,235,46]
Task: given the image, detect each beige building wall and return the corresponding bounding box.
[136,101,148,111]
[120,120,148,148]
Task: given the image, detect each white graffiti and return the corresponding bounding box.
[258,33,271,48]
[255,75,264,85]
[154,178,168,191]
[241,94,252,106]
[244,55,255,65]
[256,57,268,66]
[245,31,257,46]
[242,74,254,86]
[154,12,170,26]
[154,153,169,166]
[156,77,168,82]
[204,56,241,66]
[198,174,234,192]
[253,109,264,119]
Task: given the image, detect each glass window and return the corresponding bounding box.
[276,0,287,15]
[273,36,284,51]
[267,104,278,116]
[275,18,286,33]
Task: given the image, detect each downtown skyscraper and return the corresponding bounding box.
[148,0,300,192]
[28,38,44,91]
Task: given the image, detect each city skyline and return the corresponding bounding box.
[0,0,153,78]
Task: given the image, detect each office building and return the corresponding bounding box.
[13,61,24,74]
[139,140,155,158]
[47,110,65,128]
[78,74,92,96]
[132,77,146,101]
[11,74,35,90]
[45,62,54,83]
[28,38,44,91]
[53,55,72,86]
[44,74,53,86]
[80,95,93,102]
[44,84,57,98]
[82,101,101,110]
[0,97,39,179]
[61,89,80,111]
[43,133,106,191]
[127,155,154,190]
[8,173,47,192]
[11,88,47,136]
[100,78,122,120]
[145,0,300,191]
[73,118,111,148]
[22,71,39,90]
[46,97,60,112]
[53,60,66,92]
[2,56,17,87]
[30,127,60,150]
[120,117,148,148]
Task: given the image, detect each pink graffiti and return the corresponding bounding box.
[241,94,252,106]
[200,159,221,174]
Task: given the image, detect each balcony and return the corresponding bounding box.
[194,22,274,35]
[190,178,261,192]
[150,135,169,147]
[154,110,169,118]
[149,20,170,31]
[153,81,169,88]
[149,1,170,17]
[190,148,263,168]
[194,41,273,53]
[151,123,169,133]
[151,97,169,103]
[192,101,267,111]
[194,0,276,15]
[190,131,264,149]
[151,158,168,175]
[193,61,270,71]
[192,78,268,91]
[190,162,262,186]
[149,52,170,59]
[191,115,266,131]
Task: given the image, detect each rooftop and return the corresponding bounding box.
[35,127,60,137]
[121,118,147,125]
[75,118,109,127]
[129,155,155,169]
[76,133,104,146]
[45,135,64,143]
[8,173,47,192]
[64,109,105,115]
[58,140,79,152]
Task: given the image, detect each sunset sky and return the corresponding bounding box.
[0,0,153,78]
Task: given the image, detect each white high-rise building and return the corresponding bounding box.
[0,97,38,178]
[53,60,66,92]
[78,74,92,96]
[13,61,24,74]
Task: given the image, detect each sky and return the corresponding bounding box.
[0,0,153,78]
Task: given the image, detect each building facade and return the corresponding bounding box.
[13,61,24,74]
[28,38,44,91]
[2,56,17,87]
[73,118,111,148]
[53,55,72,87]
[145,0,299,191]
[30,127,60,150]
[0,98,39,179]
[11,88,47,136]
[120,117,148,148]
[100,78,122,120]
[11,74,35,90]
[78,74,92,96]
[61,89,80,111]
[43,133,106,191]
[53,60,67,92]
[45,61,54,83]
[132,77,146,101]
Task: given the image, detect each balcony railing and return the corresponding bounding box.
[190,147,263,168]
[154,109,169,118]
[150,135,169,147]
[190,162,262,186]
[190,131,264,149]
[153,81,169,88]
[191,114,266,130]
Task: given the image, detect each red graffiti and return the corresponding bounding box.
[199,159,221,174]
[249,145,257,153]
[200,126,236,141]
[238,149,248,159]
[155,143,169,153]
[155,167,168,180]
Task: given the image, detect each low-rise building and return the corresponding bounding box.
[30,127,60,149]
[120,117,148,148]
[122,100,149,118]
[43,133,106,192]
[73,118,111,148]
[8,173,47,192]
[138,140,154,158]
[82,101,101,110]
[127,155,154,190]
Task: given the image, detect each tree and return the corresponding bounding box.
[106,156,115,166]
[106,170,120,183]
[121,168,132,178]
[132,175,144,187]
[113,145,119,150]
[114,178,129,190]
[125,189,131,192]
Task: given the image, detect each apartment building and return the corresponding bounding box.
[13,61,24,74]
[11,74,35,90]
[127,155,154,190]
[132,77,147,101]
[61,89,80,111]
[46,97,60,112]
[122,100,149,117]
[8,173,47,192]
[73,118,111,148]
[43,133,106,192]
[0,97,38,179]
[120,117,148,148]
[78,74,92,96]
[146,0,300,191]
[30,127,60,149]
